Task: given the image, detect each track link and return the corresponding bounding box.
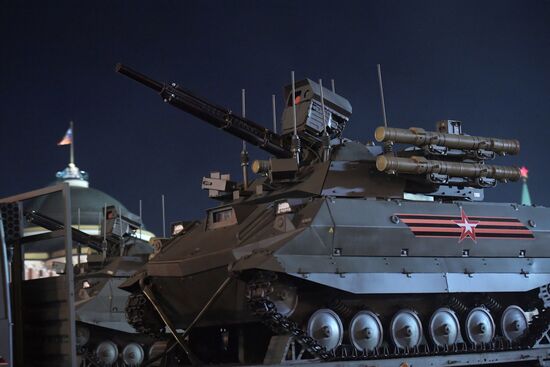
[247,276,330,360]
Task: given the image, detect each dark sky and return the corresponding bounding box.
[1,1,549,235]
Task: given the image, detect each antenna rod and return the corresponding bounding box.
[70,120,75,165]
[97,210,103,258]
[139,199,142,240]
[291,72,297,136]
[376,64,388,128]
[161,194,166,238]
[331,79,335,93]
[241,89,249,189]
[77,208,81,266]
[241,88,246,131]
[290,71,301,164]
[319,79,331,162]
[271,94,277,133]
[103,203,107,242]
[319,79,327,136]
[119,205,124,255]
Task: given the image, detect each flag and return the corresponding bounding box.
[57,127,73,145]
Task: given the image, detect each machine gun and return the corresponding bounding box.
[116,64,352,162]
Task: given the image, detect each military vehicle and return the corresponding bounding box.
[24,206,162,366]
[73,206,162,366]
[116,63,550,366]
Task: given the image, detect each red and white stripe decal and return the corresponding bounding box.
[396,212,534,240]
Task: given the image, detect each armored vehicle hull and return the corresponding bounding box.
[123,147,550,364]
[117,65,550,365]
[75,255,164,366]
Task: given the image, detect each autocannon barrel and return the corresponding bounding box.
[115,63,164,93]
[376,155,521,181]
[374,127,520,155]
[116,63,291,158]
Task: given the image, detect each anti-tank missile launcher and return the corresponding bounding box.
[374,121,522,188]
[376,155,520,182]
[117,64,550,366]
[374,124,520,155]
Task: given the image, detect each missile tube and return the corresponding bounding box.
[374,127,520,155]
[376,155,521,181]
[251,160,270,175]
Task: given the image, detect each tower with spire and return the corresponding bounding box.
[520,166,532,206]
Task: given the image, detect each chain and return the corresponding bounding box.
[246,278,330,360]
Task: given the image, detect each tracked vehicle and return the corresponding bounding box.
[23,206,162,366]
[117,64,550,366]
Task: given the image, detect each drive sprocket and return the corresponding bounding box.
[126,292,164,336]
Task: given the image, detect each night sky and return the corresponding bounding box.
[1,1,549,235]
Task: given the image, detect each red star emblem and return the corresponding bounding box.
[453,209,479,243]
[520,166,529,179]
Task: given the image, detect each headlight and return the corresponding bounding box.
[172,223,185,235]
[276,202,292,215]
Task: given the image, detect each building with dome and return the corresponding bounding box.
[23,161,155,277]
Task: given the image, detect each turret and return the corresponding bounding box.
[117,64,522,203]
[115,64,351,163]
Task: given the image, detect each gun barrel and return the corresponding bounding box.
[375,126,520,155]
[116,63,163,93]
[376,155,521,181]
[117,63,291,158]
[25,211,104,252]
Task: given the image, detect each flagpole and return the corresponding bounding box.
[70,120,75,165]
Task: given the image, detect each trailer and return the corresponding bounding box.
[0,184,77,367]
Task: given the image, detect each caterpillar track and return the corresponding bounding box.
[246,274,550,364]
